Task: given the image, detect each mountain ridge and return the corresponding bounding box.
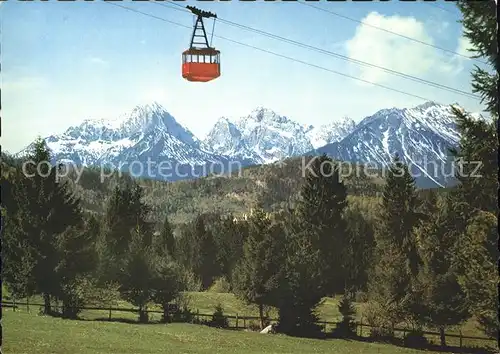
[16,101,485,187]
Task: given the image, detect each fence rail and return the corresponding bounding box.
[2,300,496,346]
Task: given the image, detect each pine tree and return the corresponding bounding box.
[190,214,220,289]
[5,138,83,314]
[368,155,426,331]
[1,168,37,299]
[118,224,157,323]
[376,154,425,277]
[54,215,99,318]
[450,0,498,338]
[232,208,285,329]
[212,214,247,281]
[99,180,152,283]
[453,211,497,338]
[457,0,498,115]
[343,204,375,292]
[367,243,411,334]
[295,154,349,296]
[156,214,175,258]
[450,0,497,215]
[275,218,324,338]
[416,196,470,346]
[151,258,182,323]
[333,292,357,338]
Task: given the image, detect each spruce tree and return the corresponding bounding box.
[1,168,37,299]
[151,258,182,323]
[450,0,498,338]
[189,214,220,289]
[368,155,425,330]
[232,208,285,329]
[416,196,470,346]
[295,154,348,296]
[450,0,497,215]
[453,211,497,338]
[343,204,375,292]
[156,214,175,258]
[367,243,411,334]
[54,215,100,318]
[118,224,156,323]
[275,218,324,338]
[457,0,498,115]
[213,215,247,281]
[5,138,83,314]
[376,154,424,276]
[99,180,152,283]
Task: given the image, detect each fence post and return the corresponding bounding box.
[236,313,238,329]
[360,318,363,337]
[13,298,16,312]
[459,329,462,348]
[26,297,30,313]
[196,309,199,323]
[323,321,327,333]
[109,306,112,321]
[243,317,246,329]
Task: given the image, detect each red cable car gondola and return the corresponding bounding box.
[182,6,220,82]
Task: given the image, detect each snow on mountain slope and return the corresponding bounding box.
[311,102,469,188]
[307,116,356,149]
[16,100,482,187]
[17,102,234,180]
[202,107,355,163]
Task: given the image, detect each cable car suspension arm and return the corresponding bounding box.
[186,5,217,49]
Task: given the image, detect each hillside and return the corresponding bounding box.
[2,150,453,227]
[58,155,384,225]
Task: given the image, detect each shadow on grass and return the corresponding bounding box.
[83,317,161,325]
[41,313,498,354]
[341,335,497,354]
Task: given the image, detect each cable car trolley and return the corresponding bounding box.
[182,6,220,82]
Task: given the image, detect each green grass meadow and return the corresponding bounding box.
[2,290,496,353]
[3,310,479,354]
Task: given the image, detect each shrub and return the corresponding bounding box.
[248,320,262,331]
[369,327,394,342]
[331,294,357,338]
[403,329,428,348]
[364,302,395,341]
[208,277,231,293]
[171,292,195,323]
[180,268,202,292]
[209,303,229,329]
[171,307,195,323]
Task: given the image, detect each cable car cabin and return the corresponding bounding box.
[182,6,220,82]
[182,48,220,82]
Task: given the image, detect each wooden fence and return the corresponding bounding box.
[2,300,496,348]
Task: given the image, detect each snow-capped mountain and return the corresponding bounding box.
[17,102,241,180]
[310,102,470,188]
[202,107,355,164]
[306,116,356,149]
[202,107,315,164]
[16,101,482,187]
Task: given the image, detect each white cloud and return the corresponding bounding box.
[87,57,108,65]
[456,36,474,57]
[344,12,454,84]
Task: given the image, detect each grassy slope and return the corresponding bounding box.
[3,311,462,354]
[4,290,491,349]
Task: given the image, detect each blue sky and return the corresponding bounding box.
[1,0,483,153]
